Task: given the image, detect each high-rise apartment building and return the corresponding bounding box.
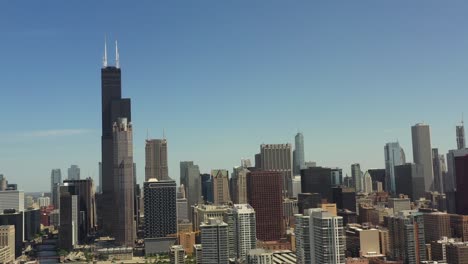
[411,123,434,192]
[294,133,305,175]
[233,204,256,260]
[388,198,411,214]
[446,242,468,264]
[423,212,451,243]
[295,213,310,264]
[67,165,80,181]
[170,245,185,264]
[180,161,201,220]
[145,139,169,181]
[384,142,406,194]
[50,169,62,208]
[351,164,363,192]
[59,184,79,250]
[247,171,283,241]
[309,208,346,264]
[457,120,466,150]
[260,144,293,196]
[200,218,229,264]
[394,163,425,201]
[212,169,230,205]
[0,225,15,263]
[143,179,177,238]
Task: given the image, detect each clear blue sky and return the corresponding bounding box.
[1,1,468,192]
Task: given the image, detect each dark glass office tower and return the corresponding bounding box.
[99,41,133,244]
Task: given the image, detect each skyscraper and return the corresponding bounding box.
[455,154,468,215]
[231,167,248,204]
[301,167,333,202]
[145,139,169,181]
[0,225,15,263]
[295,213,311,264]
[432,148,446,193]
[112,118,135,246]
[211,169,230,205]
[384,142,406,195]
[59,184,79,250]
[260,144,293,196]
[457,120,466,150]
[180,161,201,220]
[309,208,346,264]
[67,165,80,180]
[411,123,434,192]
[233,204,257,260]
[294,133,305,175]
[363,171,373,194]
[100,41,132,239]
[394,163,425,201]
[247,170,283,241]
[50,169,62,208]
[200,218,229,264]
[177,185,189,222]
[143,179,177,238]
[351,164,363,192]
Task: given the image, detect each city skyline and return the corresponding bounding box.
[2,1,468,191]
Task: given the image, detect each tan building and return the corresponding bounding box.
[346,225,383,258]
[179,231,196,255]
[423,212,451,243]
[320,203,337,216]
[192,204,230,232]
[378,229,390,256]
[145,139,169,181]
[0,225,15,263]
[211,169,230,205]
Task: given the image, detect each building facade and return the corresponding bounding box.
[145,139,169,181]
[143,179,177,238]
[260,144,293,196]
[201,218,229,264]
[212,169,230,205]
[384,142,406,195]
[411,123,434,192]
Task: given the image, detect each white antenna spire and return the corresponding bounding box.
[103,36,108,67]
[115,40,120,68]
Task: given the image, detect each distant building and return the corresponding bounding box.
[50,169,62,208]
[67,165,80,180]
[0,190,24,212]
[332,187,356,212]
[176,185,189,222]
[297,193,321,214]
[367,169,386,192]
[295,213,310,264]
[457,120,466,150]
[144,179,177,238]
[201,218,229,264]
[212,169,230,205]
[37,196,50,207]
[180,162,201,220]
[247,170,283,241]
[145,139,169,181]
[384,142,406,194]
[388,198,411,214]
[201,173,213,203]
[394,163,425,201]
[301,167,333,202]
[291,176,302,198]
[231,167,248,204]
[363,172,373,194]
[455,154,468,215]
[432,148,446,194]
[351,164,363,192]
[59,184,79,250]
[411,123,434,192]
[294,133,305,175]
[260,144,293,196]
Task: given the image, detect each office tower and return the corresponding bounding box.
[301,167,333,202]
[111,118,135,246]
[411,123,434,192]
[291,176,301,198]
[446,242,468,264]
[24,209,40,241]
[212,169,230,205]
[233,204,256,260]
[455,154,468,215]
[367,169,386,191]
[0,175,6,191]
[423,212,451,243]
[332,187,356,212]
[170,245,185,264]
[385,211,426,263]
[192,204,230,232]
[457,120,466,150]
[37,196,50,207]
[100,41,132,237]
[247,249,273,264]
[0,225,14,263]
[63,178,96,242]
[294,133,305,175]
[143,179,177,238]
[384,142,406,195]
[297,193,321,214]
[98,162,102,193]
[67,165,80,180]
[450,214,468,241]
[201,173,213,203]
[59,184,79,250]
[432,148,445,193]
[177,185,189,222]
[260,144,293,196]
[331,167,343,186]
[145,139,169,181]
[446,149,468,212]
[180,162,201,219]
[247,171,283,241]
[394,163,425,201]
[295,213,310,264]
[351,164,363,192]
[0,191,24,212]
[200,218,229,264]
[363,171,373,193]
[241,159,252,168]
[231,167,248,204]
[309,209,346,264]
[50,169,62,208]
[388,198,411,214]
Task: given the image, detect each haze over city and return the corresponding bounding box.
[1,1,468,192]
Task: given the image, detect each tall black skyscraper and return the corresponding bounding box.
[100,40,133,238]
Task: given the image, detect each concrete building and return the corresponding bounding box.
[248,249,273,264]
[260,144,293,196]
[294,133,305,175]
[170,245,185,264]
[50,169,62,208]
[144,179,177,238]
[291,176,302,198]
[384,142,406,194]
[295,213,310,264]
[194,244,202,264]
[192,204,230,232]
[423,212,451,243]
[212,169,230,205]
[345,225,382,258]
[145,139,169,181]
[0,225,15,263]
[411,123,434,192]
[430,237,458,262]
[0,191,24,212]
[180,161,201,220]
[200,218,229,264]
[67,165,80,180]
[176,185,189,222]
[388,198,411,214]
[231,167,248,204]
[247,171,283,242]
[233,204,257,260]
[37,196,50,207]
